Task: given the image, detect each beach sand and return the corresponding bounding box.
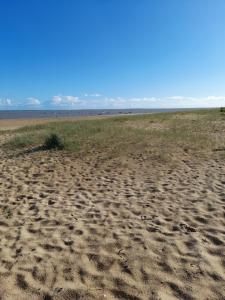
[0,120,224,299]
[0,114,132,131]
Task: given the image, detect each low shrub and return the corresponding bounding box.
[43,133,64,150]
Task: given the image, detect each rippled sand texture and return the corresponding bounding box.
[0,147,224,299]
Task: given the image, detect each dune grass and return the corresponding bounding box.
[2,109,225,161]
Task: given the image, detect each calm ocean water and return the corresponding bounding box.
[0,109,193,120]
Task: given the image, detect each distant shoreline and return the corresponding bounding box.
[0,108,211,131]
[0,108,205,120]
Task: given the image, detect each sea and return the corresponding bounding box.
[0,108,195,120]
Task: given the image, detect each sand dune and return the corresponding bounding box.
[0,134,224,299]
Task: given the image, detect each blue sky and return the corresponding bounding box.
[0,0,225,109]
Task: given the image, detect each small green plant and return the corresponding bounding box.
[2,206,12,219]
[43,133,64,150]
[220,107,225,113]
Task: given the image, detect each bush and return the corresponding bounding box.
[220,107,225,113]
[43,133,64,150]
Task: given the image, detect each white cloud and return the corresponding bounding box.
[27,97,41,105]
[88,95,225,108]
[6,98,12,105]
[64,95,80,104]
[52,95,82,106]
[53,95,225,109]
[1,94,225,109]
[0,98,12,106]
[84,93,101,97]
[52,95,62,104]
[75,96,155,109]
[90,93,101,97]
[165,96,225,107]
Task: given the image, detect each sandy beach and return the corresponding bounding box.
[0,111,224,299]
[0,115,116,131]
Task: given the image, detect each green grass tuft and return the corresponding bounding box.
[43,133,64,150]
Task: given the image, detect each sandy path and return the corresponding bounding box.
[0,140,224,299]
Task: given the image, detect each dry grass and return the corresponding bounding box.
[2,109,225,162]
